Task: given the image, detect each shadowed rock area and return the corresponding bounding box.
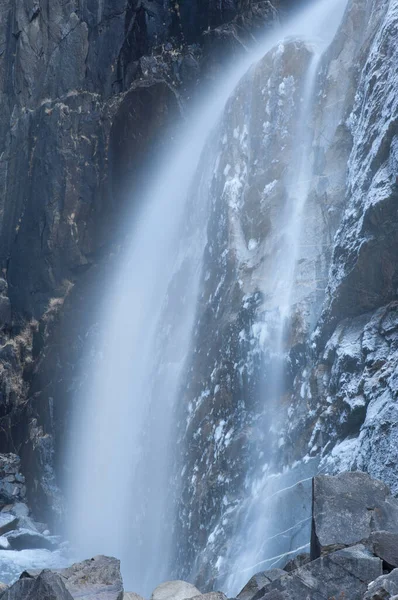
[1,472,398,599]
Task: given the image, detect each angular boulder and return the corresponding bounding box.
[21,556,123,600]
[237,570,285,600]
[253,545,382,600]
[0,514,18,536]
[124,594,145,600]
[0,579,35,600]
[311,472,398,558]
[1,571,72,600]
[151,581,201,600]
[190,594,225,600]
[370,531,398,569]
[6,528,56,551]
[363,569,398,599]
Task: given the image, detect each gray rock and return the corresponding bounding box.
[151,582,201,600]
[190,595,225,600]
[282,554,310,573]
[238,571,285,600]
[370,531,398,568]
[311,472,398,558]
[364,569,398,600]
[124,594,144,600]
[6,528,57,551]
[0,514,18,536]
[22,555,124,600]
[255,545,382,600]
[31,571,73,600]
[0,578,35,599]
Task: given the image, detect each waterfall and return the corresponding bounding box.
[66,0,349,595]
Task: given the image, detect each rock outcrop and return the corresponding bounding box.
[0,0,282,528]
[234,472,398,600]
[2,471,398,600]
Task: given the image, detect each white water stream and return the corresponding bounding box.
[66,0,349,595]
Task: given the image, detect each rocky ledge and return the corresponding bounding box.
[0,453,59,553]
[2,471,398,599]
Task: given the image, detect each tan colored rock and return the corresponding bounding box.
[151,581,201,600]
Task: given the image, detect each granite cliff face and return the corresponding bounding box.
[0,0,281,523]
[171,0,398,589]
[1,0,398,594]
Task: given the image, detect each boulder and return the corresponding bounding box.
[190,594,225,600]
[30,571,73,600]
[21,555,124,600]
[5,528,57,550]
[253,545,382,600]
[363,569,398,599]
[0,514,18,536]
[151,581,201,600]
[124,594,145,600]
[237,571,285,600]
[311,472,398,558]
[370,531,398,568]
[0,579,35,600]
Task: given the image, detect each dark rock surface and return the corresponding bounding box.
[258,545,382,600]
[311,471,398,558]
[237,571,285,600]
[282,554,310,573]
[5,528,57,551]
[2,571,73,600]
[0,0,284,528]
[370,531,398,569]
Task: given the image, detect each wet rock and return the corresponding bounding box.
[311,472,398,558]
[22,555,124,600]
[6,528,57,551]
[0,514,18,536]
[282,554,310,573]
[238,571,285,600]
[370,531,398,569]
[255,545,382,600]
[151,581,202,600]
[364,569,398,600]
[4,571,72,600]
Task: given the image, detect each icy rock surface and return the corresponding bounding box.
[171,0,398,590]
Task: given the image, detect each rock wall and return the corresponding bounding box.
[0,0,283,523]
[172,0,398,588]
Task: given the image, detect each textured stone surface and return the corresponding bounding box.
[370,531,398,569]
[22,556,123,600]
[311,472,398,558]
[0,0,280,530]
[255,545,382,600]
[237,571,285,600]
[364,569,398,600]
[151,581,202,600]
[0,578,36,600]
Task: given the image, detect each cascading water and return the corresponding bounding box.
[66,0,349,595]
